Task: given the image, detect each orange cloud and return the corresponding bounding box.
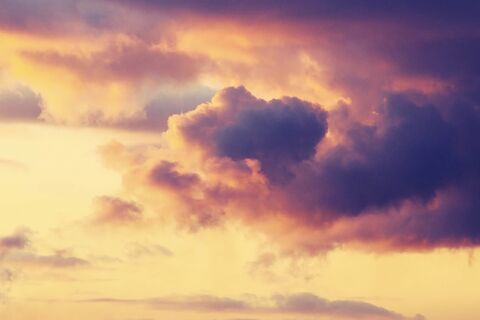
[91,196,143,225]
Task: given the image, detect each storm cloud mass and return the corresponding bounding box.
[105,78,480,252]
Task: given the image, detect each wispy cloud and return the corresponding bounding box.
[80,293,424,320]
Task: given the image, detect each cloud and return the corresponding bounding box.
[83,292,421,319]
[91,196,143,225]
[116,86,215,132]
[149,161,200,191]
[100,86,480,253]
[111,0,478,119]
[0,85,42,122]
[249,253,276,274]
[0,230,30,255]
[0,230,26,301]
[15,38,211,127]
[274,293,404,319]
[0,269,16,283]
[0,158,29,171]
[3,251,89,268]
[0,268,17,302]
[173,86,327,183]
[0,0,78,34]
[0,230,89,268]
[22,43,204,84]
[127,243,173,258]
[113,0,479,27]
[0,230,30,300]
[0,0,171,38]
[286,94,458,216]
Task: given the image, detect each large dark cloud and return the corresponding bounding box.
[81,0,480,253]
[276,93,480,249]
[376,35,480,106]
[289,95,459,215]
[177,86,327,184]
[215,98,327,183]
[127,86,480,252]
[388,38,480,80]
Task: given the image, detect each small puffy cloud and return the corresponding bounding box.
[0,230,30,255]
[92,196,143,225]
[0,85,42,122]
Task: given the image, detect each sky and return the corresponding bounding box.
[0,1,480,319]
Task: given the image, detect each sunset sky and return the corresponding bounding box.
[1,1,480,320]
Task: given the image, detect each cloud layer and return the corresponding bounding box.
[84,292,422,320]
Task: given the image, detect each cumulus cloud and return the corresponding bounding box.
[100,86,480,253]
[286,94,458,216]
[173,86,327,183]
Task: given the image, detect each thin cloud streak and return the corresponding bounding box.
[81,293,423,320]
